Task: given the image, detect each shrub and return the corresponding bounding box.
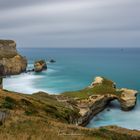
[25,108,38,116]
[2,96,17,109]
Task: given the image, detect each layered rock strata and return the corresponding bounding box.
[0,40,27,75]
[76,77,138,126]
[77,94,117,126]
[119,88,138,111]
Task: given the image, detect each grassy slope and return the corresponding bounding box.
[0,89,140,140]
[0,90,79,124]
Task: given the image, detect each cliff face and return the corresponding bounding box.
[119,88,138,111]
[0,40,27,75]
[63,77,138,126]
[77,94,117,126]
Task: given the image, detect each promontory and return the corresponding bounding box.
[0,76,139,140]
[0,40,27,75]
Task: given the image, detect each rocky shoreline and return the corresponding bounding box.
[77,88,138,126]
[62,77,138,126]
[0,39,139,139]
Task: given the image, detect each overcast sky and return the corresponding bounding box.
[0,0,140,48]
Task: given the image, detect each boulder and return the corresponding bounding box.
[0,40,27,75]
[34,60,47,72]
[49,59,56,63]
[119,88,138,111]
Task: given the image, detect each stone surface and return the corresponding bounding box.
[119,88,138,111]
[34,60,47,72]
[75,77,138,126]
[0,40,27,75]
[89,76,103,88]
[77,94,117,126]
[0,40,17,59]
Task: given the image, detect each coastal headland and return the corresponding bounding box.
[0,40,140,140]
[0,40,27,76]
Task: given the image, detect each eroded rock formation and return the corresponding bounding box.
[77,94,117,126]
[119,88,138,111]
[62,76,138,126]
[0,40,27,75]
[34,60,47,72]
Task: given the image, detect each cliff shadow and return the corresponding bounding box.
[107,99,121,109]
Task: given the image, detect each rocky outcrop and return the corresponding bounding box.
[49,59,56,63]
[0,110,10,125]
[90,76,103,87]
[0,40,17,59]
[70,77,138,126]
[34,60,47,72]
[77,94,117,126]
[0,40,27,75]
[119,88,138,111]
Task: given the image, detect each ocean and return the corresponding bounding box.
[3,48,140,130]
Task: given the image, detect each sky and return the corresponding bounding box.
[0,0,140,48]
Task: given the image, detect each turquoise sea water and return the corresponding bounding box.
[3,48,140,130]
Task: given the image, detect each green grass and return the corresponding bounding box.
[24,108,38,116]
[1,96,17,109]
[0,91,79,124]
[63,77,121,99]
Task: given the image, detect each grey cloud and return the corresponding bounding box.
[0,0,57,10]
[0,0,140,47]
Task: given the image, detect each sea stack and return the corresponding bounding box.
[119,88,138,111]
[34,60,47,72]
[0,40,27,75]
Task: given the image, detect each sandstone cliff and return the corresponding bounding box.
[63,76,138,126]
[0,40,27,75]
[119,88,137,111]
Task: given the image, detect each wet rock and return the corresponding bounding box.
[49,59,56,63]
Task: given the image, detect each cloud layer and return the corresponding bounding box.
[0,0,140,48]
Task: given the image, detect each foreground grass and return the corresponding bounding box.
[0,115,140,140]
[0,90,79,124]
